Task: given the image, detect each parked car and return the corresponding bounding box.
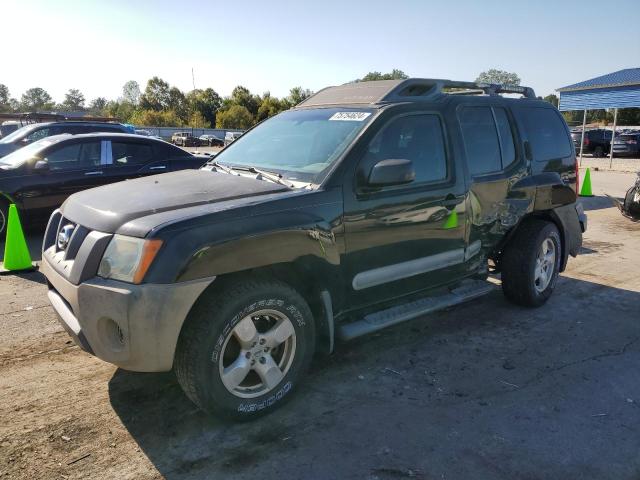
[0,121,130,159]
[0,133,208,235]
[41,78,585,420]
[224,131,243,146]
[571,129,612,157]
[612,133,640,157]
[199,134,224,147]
[171,132,199,147]
[0,121,23,138]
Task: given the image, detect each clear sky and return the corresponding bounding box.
[3,0,639,103]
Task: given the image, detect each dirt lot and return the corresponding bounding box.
[1,170,639,480]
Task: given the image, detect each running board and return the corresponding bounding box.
[337,280,496,341]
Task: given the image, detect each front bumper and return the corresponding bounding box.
[42,256,215,372]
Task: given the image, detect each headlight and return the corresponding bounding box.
[98,235,163,284]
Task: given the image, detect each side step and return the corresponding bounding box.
[337,280,496,341]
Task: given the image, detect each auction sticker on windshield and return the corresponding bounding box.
[329,112,372,121]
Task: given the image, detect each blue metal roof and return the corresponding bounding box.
[558,68,640,92]
[557,68,640,111]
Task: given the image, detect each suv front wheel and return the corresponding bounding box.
[175,278,316,420]
[501,219,561,307]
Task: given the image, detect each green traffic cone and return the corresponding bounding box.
[0,204,35,274]
[443,209,458,229]
[579,168,594,197]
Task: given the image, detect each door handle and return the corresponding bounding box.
[84,171,103,176]
[442,195,463,210]
[149,165,167,170]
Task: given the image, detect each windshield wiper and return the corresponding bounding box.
[207,160,239,176]
[232,166,294,188]
[247,167,294,188]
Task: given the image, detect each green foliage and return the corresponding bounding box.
[0,84,11,112]
[187,111,210,128]
[286,87,312,107]
[216,105,254,129]
[129,109,184,127]
[20,87,54,111]
[88,97,108,115]
[1,77,317,128]
[140,76,171,111]
[256,93,286,122]
[359,69,409,82]
[476,69,521,86]
[60,88,86,111]
[543,94,559,107]
[104,100,136,123]
[187,88,222,127]
[231,86,260,116]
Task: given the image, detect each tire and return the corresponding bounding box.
[501,219,561,308]
[593,146,604,158]
[0,200,8,237]
[174,278,316,420]
[623,185,640,218]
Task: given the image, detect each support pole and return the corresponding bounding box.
[579,109,587,167]
[609,108,618,169]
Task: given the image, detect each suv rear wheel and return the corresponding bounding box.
[174,278,316,420]
[501,219,561,307]
[593,146,604,158]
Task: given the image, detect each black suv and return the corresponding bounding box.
[571,128,612,157]
[0,133,208,234]
[0,121,131,159]
[41,79,586,420]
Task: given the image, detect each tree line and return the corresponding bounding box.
[0,78,313,130]
[2,69,638,128]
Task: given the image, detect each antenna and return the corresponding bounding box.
[192,67,196,91]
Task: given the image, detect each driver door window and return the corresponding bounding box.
[44,141,101,171]
[363,114,447,185]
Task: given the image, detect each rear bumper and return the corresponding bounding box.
[42,256,215,372]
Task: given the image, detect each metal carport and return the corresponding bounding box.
[557,68,640,166]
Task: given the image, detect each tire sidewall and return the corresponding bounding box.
[0,201,8,236]
[528,225,561,304]
[193,286,315,418]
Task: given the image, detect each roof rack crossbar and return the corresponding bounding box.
[381,79,536,102]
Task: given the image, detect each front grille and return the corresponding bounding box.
[43,211,89,261]
[43,209,113,285]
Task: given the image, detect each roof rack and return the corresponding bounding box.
[297,78,536,108]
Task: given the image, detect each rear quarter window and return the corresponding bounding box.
[522,107,572,161]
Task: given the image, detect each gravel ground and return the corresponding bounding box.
[1,172,639,480]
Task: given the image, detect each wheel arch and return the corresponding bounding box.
[177,260,341,359]
[493,210,569,272]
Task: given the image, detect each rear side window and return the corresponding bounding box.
[25,127,50,143]
[111,142,154,166]
[365,114,447,183]
[458,107,501,175]
[522,108,572,161]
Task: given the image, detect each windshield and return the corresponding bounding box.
[214,108,375,183]
[0,138,55,167]
[0,124,42,144]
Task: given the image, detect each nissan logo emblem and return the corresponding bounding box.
[57,224,75,250]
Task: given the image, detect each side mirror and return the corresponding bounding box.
[367,159,415,187]
[34,160,49,172]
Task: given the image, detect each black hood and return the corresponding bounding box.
[61,169,289,234]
